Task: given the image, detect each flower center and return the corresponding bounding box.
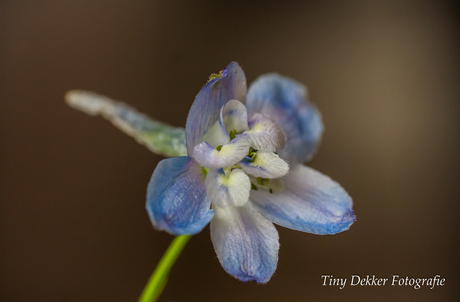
[193,100,289,208]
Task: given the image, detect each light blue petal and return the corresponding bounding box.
[185,62,247,155]
[250,164,355,235]
[246,74,323,164]
[146,156,214,235]
[210,203,279,283]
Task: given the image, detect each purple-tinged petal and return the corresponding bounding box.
[221,100,249,134]
[246,74,323,164]
[146,156,214,235]
[243,113,286,152]
[185,63,247,155]
[192,136,250,169]
[240,151,289,179]
[211,202,279,283]
[205,168,251,208]
[250,164,355,235]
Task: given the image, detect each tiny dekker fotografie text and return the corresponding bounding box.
[321,274,445,289]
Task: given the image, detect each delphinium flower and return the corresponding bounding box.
[66,62,355,301]
[146,62,355,283]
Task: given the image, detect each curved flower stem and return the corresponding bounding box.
[138,235,192,302]
[65,90,187,157]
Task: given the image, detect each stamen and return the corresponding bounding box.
[202,167,209,177]
[247,147,258,155]
[256,177,271,186]
[229,129,237,140]
[216,145,223,151]
[257,177,264,185]
[229,163,242,172]
[247,147,258,162]
[251,183,258,191]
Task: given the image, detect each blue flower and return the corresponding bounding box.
[146,62,355,283]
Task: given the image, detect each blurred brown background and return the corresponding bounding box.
[1,1,459,301]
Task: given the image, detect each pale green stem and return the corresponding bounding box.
[138,235,191,302]
[65,90,187,157]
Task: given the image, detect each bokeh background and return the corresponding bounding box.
[1,1,459,301]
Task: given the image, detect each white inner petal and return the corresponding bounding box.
[244,113,286,151]
[240,151,289,179]
[205,168,251,208]
[221,100,249,134]
[192,136,250,169]
[202,117,230,148]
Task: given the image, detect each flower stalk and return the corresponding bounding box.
[138,235,191,302]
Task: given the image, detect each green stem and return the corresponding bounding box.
[138,235,191,302]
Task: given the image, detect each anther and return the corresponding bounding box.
[229,129,237,140]
[257,177,264,185]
